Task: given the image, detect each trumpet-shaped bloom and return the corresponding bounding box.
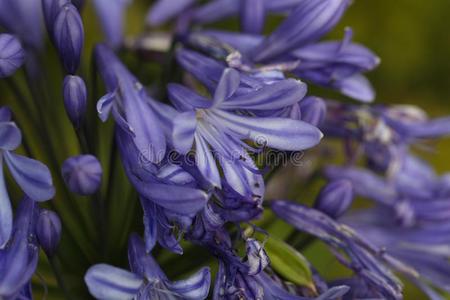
[96,44,167,164]
[116,127,209,254]
[170,67,322,196]
[85,234,211,299]
[96,45,210,253]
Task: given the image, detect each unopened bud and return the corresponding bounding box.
[62,155,102,195]
[53,3,84,74]
[0,34,25,78]
[36,209,62,257]
[63,75,87,129]
[314,179,353,218]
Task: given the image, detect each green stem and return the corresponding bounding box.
[48,256,74,300]
[76,128,90,154]
[4,77,38,127]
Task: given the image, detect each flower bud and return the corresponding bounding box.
[300,96,327,127]
[36,209,62,257]
[63,75,87,128]
[42,0,70,36]
[314,179,353,218]
[62,155,102,195]
[53,3,84,74]
[0,34,25,78]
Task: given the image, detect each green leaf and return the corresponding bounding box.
[264,237,315,291]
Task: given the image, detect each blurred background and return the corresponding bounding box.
[1,0,450,299]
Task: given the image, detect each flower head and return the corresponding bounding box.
[170,67,322,196]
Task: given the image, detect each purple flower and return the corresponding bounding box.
[314,179,353,219]
[61,155,103,195]
[251,0,351,62]
[36,209,62,257]
[0,197,40,299]
[326,156,450,298]
[213,259,264,300]
[0,34,25,78]
[183,0,379,102]
[63,75,87,128]
[213,179,264,222]
[95,44,167,164]
[116,127,208,254]
[0,108,55,247]
[170,67,322,196]
[288,28,380,102]
[323,103,450,172]
[95,45,210,253]
[271,200,415,300]
[194,26,379,102]
[53,3,84,74]
[92,0,131,48]
[85,234,211,299]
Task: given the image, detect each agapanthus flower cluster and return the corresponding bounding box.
[1,0,450,299]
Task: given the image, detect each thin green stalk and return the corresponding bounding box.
[48,256,74,300]
[75,128,90,154]
[4,77,38,127]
